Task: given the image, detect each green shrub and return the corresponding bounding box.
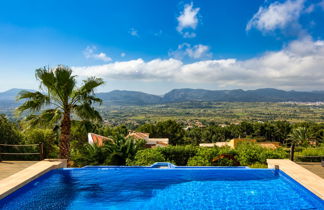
[236,142,264,165]
[187,147,219,166]
[157,145,198,166]
[297,147,324,156]
[295,146,324,162]
[211,146,239,166]
[295,156,322,162]
[187,156,211,166]
[236,142,286,165]
[187,146,240,166]
[258,148,287,163]
[22,128,59,158]
[127,149,165,166]
[72,144,109,167]
[249,163,268,168]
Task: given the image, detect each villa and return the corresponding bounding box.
[88,133,113,146]
[200,138,281,149]
[88,131,169,148]
[126,131,169,148]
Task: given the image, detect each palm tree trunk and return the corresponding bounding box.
[290,143,295,161]
[59,108,71,160]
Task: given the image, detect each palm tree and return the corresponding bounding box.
[288,127,311,161]
[17,66,104,160]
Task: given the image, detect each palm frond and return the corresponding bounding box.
[23,109,62,128]
[36,66,76,105]
[74,103,102,122]
[16,91,50,114]
[71,77,104,105]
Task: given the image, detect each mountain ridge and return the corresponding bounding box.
[2,88,324,108]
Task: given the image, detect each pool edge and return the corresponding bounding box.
[267,159,324,200]
[0,159,67,199]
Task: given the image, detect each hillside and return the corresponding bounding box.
[2,88,324,108]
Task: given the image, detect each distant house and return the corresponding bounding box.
[127,132,150,140]
[199,142,229,147]
[88,133,113,146]
[126,131,169,148]
[200,138,280,149]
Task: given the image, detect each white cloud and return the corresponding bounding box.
[121,52,126,57]
[246,0,305,32]
[83,46,112,62]
[129,28,139,37]
[74,38,324,90]
[177,3,200,38]
[169,43,212,59]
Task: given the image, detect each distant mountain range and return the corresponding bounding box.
[2,88,324,108]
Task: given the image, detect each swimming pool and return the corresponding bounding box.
[0,165,323,209]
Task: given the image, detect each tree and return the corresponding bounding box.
[0,114,22,144]
[138,120,185,145]
[22,128,58,158]
[288,127,311,161]
[73,136,145,166]
[155,120,185,145]
[17,66,104,159]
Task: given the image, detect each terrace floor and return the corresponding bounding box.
[0,161,38,180]
[297,162,324,179]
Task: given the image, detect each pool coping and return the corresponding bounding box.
[0,159,67,199]
[267,159,324,200]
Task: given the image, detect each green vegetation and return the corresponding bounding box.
[1,68,324,167]
[126,142,287,167]
[16,66,104,159]
[72,136,145,167]
[97,102,324,126]
[127,149,165,166]
[1,113,324,167]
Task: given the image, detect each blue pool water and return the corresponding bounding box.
[0,167,323,210]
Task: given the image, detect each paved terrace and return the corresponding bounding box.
[297,162,324,179]
[267,159,324,200]
[0,161,39,180]
[0,159,67,199]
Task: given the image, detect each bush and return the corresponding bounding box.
[22,128,59,158]
[249,163,268,168]
[187,147,219,166]
[258,148,287,163]
[236,142,264,165]
[295,146,324,162]
[211,146,239,166]
[295,156,323,162]
[187,146,240,166]
[72,144,109,167]
[72,136,145,167]
[157,145,198,166]
[296,147,324,156]
[0,114,22,144]
[236,142,287,166]
[127,149,165,166]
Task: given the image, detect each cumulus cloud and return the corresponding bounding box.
[169,43,212,59]
[246,0,305,33]
[177,3,200,38]
[121,52,126,57]
[83,46,112,62]
[129,28,139,37]
[74,38,324,90]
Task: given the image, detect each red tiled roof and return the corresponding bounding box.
[126,132,149,140]
[88,133,112,146]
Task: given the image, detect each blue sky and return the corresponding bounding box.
[1,0,324,94]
